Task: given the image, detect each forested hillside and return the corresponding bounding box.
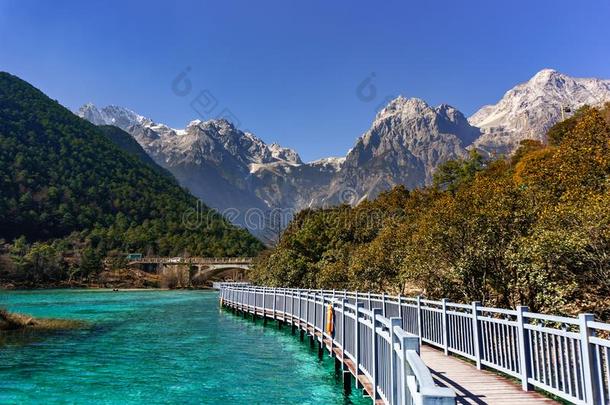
[0,72,262,284]
[251,104,610,319]
[97,124,172,178]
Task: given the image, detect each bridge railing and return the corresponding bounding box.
[228,287,610,405]
[130,257,254,264]
[219,285,455,405]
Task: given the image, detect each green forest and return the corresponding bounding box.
[0,72,263,284]
[251,104,610,319]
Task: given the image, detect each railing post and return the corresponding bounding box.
[398,294,403,320]
[283,289,287,317]
[516,305,532,391]
[441,298,449,355]
[297,290,301,325]
[579,313,600,405]
[340,299,347,355]
[472,301,483,370]
[416,295,423,345]
[368,292,372,310]
[272,288,277,319]
[305,290,310,328]
[371,308,382,400]
[389,317,402,405]
[398,333,408,405]
[313,292,318,332]
[354,302,364,388]
[382,292,387,317]
[321,294,326,342]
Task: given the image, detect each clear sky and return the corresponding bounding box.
[1,0,609,161]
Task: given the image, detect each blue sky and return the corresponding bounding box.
[1,0,609,161]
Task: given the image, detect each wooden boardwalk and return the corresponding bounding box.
[220,285,610,404]
[421,346,557,404]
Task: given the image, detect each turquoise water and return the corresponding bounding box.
[0,290,370,404]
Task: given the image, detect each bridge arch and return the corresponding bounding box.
[127,257,254,286]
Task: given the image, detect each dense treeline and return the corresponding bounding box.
[97,125,173,179]
[0,72,262,284]
[251,105,610,319]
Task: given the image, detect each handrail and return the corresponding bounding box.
[219,284,455,405]
[129,257,254,264]
[217,284,610,405]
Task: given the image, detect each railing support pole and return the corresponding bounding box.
[382,292,386,317]
[321,294,326,343]
[297,290,301,327]
[472,301,483,370]
[579,313,600,405]
[283,289,287,319]
[398,294,403,321]
[371,308,382,400]
[313,292,317,335]
[516,305,532,391]
[416,295,423,345]
[441,298,449,355]
[272,288,276,319]
[305,290,309,330]
[399,333,407,405]
[340,299,347,362]
[354,302,364,389]
[263,288,268,325]
[389,317,402,405]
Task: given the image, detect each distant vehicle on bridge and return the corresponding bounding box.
[126,253,143,260]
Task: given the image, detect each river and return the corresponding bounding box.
[0,290,369,404]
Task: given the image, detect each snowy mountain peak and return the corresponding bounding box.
[309,156,345,170]
[186,119,203,129]
[470,69,610,154]
[375,96,430,121]
[531,68,559,81]
[269,143,302,164]
[78,103,152,129]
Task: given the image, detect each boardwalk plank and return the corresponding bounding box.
[421,346,558,404]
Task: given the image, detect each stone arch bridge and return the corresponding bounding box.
[128,257,253,287]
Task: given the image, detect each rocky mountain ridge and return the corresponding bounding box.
[78,69,610,236]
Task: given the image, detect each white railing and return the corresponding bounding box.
[219,285,455,405]
[212,281,250,289]
[130,257,254,264]
[221,287,610,405]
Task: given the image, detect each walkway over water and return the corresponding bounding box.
[218,284,610,405]
[421,346,556,404]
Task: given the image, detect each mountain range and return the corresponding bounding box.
[78,69,610,238]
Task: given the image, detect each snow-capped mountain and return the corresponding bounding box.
[79,104,301,168]
[470,69,610,154]
[79,103,153,129]
[78,69,610,237]
[78,103,331,236]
